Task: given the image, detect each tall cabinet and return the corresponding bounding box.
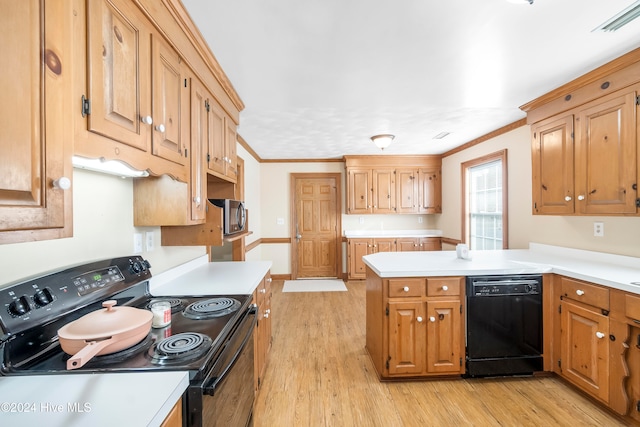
[0,0,73,244]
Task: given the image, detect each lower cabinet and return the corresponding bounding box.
[160,397,182,427]
[367,273,464,379]
[254,271,272,393]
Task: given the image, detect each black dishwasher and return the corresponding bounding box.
[465,275,543,377]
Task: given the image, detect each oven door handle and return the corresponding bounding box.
[202,305,257,396]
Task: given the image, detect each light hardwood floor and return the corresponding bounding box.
[253,280,632,426]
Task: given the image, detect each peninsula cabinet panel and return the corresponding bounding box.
[560,299,610,404]
[387,300,426,375]
[427,299,463,374]
[0,0,73,243]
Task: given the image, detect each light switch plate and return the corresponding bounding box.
[133,233,143,253]
[145,232,154,252]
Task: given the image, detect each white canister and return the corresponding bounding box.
[456,243,471,260]
[150,301,171,328]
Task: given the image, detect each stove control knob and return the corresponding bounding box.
[143,259,152,270]
[130,261,142,274]
[33,288,54,307]
[8,296,31,317]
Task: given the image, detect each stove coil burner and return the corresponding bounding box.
[149,332,212,365]
[183,297,241,320]
[146,298,184,314]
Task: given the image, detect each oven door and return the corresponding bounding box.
[187,305,257,427]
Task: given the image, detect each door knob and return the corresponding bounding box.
[52,177,71,190]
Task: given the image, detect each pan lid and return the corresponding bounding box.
[58,300,152,340]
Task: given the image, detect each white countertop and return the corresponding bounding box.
[344,229,443,238]
[150,257,273,295]
[363,243,640,294]
[0,371,188,426]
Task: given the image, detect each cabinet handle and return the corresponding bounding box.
[578,195,585,201]
[155,124,166,133]
[265,309,270,314]
[417,316,423,323]
[442,285,448,291]
[52,177,71,190]
[403,286,409,292]
[260,288,266,294]
[564,196,572,201]
[141,115,153,125]
[595,332,605,339]
[264,312,269,318]
[429,316,436,322]
[576,289,585,296]
[193,196,201,205]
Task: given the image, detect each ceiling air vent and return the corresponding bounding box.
[593,0,640,32]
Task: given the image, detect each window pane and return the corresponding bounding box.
[469,160,502,250]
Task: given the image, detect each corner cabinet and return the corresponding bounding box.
[523,50,640,216]
[344,155,442,215]
[366,270,464,379]
[0,0,74,244]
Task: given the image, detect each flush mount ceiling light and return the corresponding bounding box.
[594,0,640,32]
[371,134,395,150]
[72,156,150,178]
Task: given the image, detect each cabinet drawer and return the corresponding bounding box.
[388,279,425,297]
[560,277,609,310]
[625,293,640,321]
[427,277,462,296]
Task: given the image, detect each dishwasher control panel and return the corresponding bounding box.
[468,275,542,297]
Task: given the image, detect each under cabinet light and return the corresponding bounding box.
[72,156,150,178]
[593,0,640,32]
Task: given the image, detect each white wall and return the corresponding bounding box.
[439,125,640,257]
[0,169,205,286]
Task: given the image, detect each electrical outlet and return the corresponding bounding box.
[418,216,423,224]
[359,216,365,224]
[133,233,143,253]
[276,218,284,225]
[593,222,604,237]
[145,232,154,252]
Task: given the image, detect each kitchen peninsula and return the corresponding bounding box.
[363,243,640,423]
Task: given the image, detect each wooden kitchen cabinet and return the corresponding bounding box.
[206,99,238,183]
[366,273,464,379]
[523,50,640,216]
[344,156,442,215]
[254,271,272,393]
[559,276,610,404]
[348,238,397,280]
[160,397,182,427]
[77,0,188,181]
[0,0,74,244]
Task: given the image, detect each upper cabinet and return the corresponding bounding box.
[206,100,238,183]
[523,48,640,216]
[344,155,442,215]
[0,0,74,244]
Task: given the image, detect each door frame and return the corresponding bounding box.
[290,173,342,279]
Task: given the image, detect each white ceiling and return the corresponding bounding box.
[181,0,640,160]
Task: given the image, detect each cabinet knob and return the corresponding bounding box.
[442,285,448,291]
[595,332,605,339]
[416,316,423,323]
[264,312,269,318]
[265,309,270,314]
[52,177,71,190]
[576,289,585,296]
[155,124,166,133]
[403,286,409,292]
[267,278,272,283]
[578,195,585,201]
[260,288,266,294]
[141,115,153,125]
[193,196,201,205]
[429,316,436,323]
[564,196,572,201]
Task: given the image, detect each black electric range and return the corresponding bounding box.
[0,256,257,427]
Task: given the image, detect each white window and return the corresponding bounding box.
[462,150,508,250]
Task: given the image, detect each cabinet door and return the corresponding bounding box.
[86,0,151,151]
[396,169,418,213]
[397,237,418,252]
[419,237,441,251]
[0,0,72,242]
[427,300,462,373]
[575,91,637,214]
[374,238,396,253]
[348,239,371,279]
[561,300,609,403]
[388,301,426,375]
[225,119,238,181]
[188,77,207,222]
[347,169,372,214]
[531,114,575,214]
[151,34,186,166]
[418,168,442,213]
[372,169,395,213]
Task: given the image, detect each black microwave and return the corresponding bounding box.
[209,199,246,235]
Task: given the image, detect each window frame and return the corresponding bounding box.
[460,149,508,250]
